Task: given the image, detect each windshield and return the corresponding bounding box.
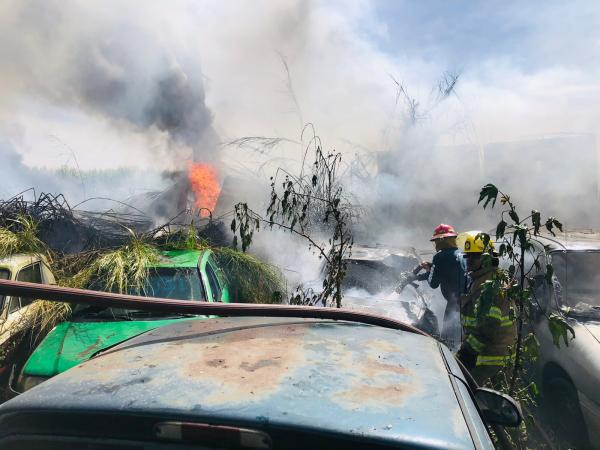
[552,251,600,311]
[74,267,205,320]
[140,267,205,301]
[0,269,9,309]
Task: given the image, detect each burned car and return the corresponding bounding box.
[337,245,442,338]
[529,232,600,448]
[0,280,522,449]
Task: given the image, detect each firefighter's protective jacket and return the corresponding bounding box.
[416,247,467,302]
[416,247,467,343]
[459,265,517,368]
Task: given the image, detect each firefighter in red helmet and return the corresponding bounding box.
[415,224,467,346]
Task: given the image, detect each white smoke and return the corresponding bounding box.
[1,0,599,258]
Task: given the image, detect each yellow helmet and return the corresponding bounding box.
[457,230,495,254]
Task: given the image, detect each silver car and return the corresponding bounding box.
[531,231,600,448]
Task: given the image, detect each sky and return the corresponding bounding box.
[1,0,599,172]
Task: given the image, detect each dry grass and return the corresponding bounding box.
[157,225,211,252]
[213,247,285,303]
[0,215,48,260]
[69,237,160,293]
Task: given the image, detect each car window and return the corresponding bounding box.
[142,267,205,301]
[532,275,551,313]
[551,251,600,308]
[0,268,10,310]
[10,263,42,313]
[205,263,222,301]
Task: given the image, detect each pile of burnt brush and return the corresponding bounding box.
[0,189,234,253]
[0,190,283,299]
[0,191,285,398]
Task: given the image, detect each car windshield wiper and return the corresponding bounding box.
[76,312,133,321]
[127,311,198,319]
[74,306,133,321]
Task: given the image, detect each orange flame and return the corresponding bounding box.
[187,162,220,217]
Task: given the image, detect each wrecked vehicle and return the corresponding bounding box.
[530,232,600,448]
[336,245,441,337]
[6,249,230,396]
[0,280,523,449]
[0,253,55,347]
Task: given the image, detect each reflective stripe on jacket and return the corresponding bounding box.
[459,265,517,366]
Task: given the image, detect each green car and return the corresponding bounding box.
[13,249,230,393]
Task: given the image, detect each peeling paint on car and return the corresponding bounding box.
[9,317,479,449]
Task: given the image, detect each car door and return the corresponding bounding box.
[208,254,230,303]
[199,252,230,303]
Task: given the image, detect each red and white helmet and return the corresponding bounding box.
[430,224,458,241]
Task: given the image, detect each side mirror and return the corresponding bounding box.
[475,387,523,427]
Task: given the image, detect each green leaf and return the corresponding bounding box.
[476,278,501,322]
[522,333,540,362]
[478,184,499,209]
[531,210,541,235]
[545,218,555,236]
[553,218,564,233]
[509,210,520,224]
[545,264,554,285]
[496,220,507,239]
[548,313,575,348]
[508,264,516,278]
[515,225,528,249]
[476,232,491,252]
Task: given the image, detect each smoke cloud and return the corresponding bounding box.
[1,0,600,253]
[0,0,217,170]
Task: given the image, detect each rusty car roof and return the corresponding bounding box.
[1,316,480,449]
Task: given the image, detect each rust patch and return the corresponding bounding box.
[331,338,422,410]
[206,358,226,367]
[365,338,405,355]
[183,326,307,405]
[335,384,410,406]
[362,357,408,378]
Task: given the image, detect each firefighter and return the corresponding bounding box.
[456,231,517,385]
[415,224,466,345]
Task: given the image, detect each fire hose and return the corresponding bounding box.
[394,264,426,294]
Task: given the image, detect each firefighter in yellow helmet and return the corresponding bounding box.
[456,231,517,385]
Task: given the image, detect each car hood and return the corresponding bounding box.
[22,318,193,378]
[7,318,480,450]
